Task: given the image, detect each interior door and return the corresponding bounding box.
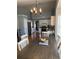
[36,21,39,31]
[28,22,31,36]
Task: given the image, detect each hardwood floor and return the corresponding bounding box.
[17,34,60,59]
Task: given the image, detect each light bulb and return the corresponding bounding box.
[30,9,33,13]
[39,8,42,13]
[35,10,37,14]
[33,7,36,11]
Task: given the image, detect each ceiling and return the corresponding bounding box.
[17,0,57,19]
[17,0,56,6]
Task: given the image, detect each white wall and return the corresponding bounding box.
[17,16,24,29]
[17,15,28,35]
[55,0,61,58]
[24,17,28,36]
[56,16,61,35]
[55,0,61,40]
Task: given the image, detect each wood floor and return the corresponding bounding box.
[17,34,60,59]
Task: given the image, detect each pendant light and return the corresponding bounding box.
[30,0,42,15]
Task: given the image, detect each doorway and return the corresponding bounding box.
[36,21,39,31]
[28,22,31,36]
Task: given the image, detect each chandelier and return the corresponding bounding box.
[30,0,42,15]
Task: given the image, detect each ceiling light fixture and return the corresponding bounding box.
[30,0,42,15]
